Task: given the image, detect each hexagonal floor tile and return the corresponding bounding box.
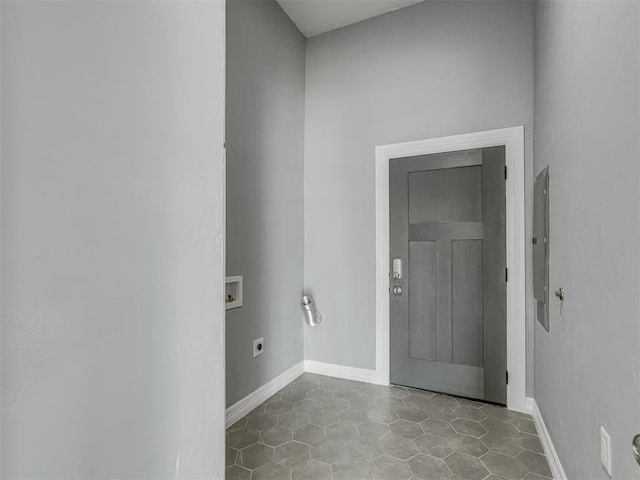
[297,373,324,384]
[321,380,346,391]
[366,407,399,424]
[273,441,310,466]
[247,413,278,431]
[334,389,362,401]
[293,423,326,445]
[511,417,538,435]
[447,433,489,457]
[225,374,552,480]
[247,405,267,416]
[328,379,365,391]
[419,419,455,438]
[321,398,350,413]
[227,417,248,431]
[389,419,424,439]
[444,452,490,480]
[516,451,553,478]
[482,451,529,480]
[349,397,379,410]
[282,390,309,403]
[402,395,433,410]
[407,453,451,480]
[326,422,359,442]
[370,455,412,480]
[225,464,251,480]
[388,386,413,398]
[294,399,323,415]
[264,392,282,404]
[395,406,428,423]
[481,433,524,457]
[260,426,293,447]
[523,474,552,480]
[345,438,384,463]
[226,445,238,466]
[347,380,369,390]
[357,384,392,398]
[482,403,515,421]
[456,397,485,408]
[422,404,458,422]
[310,438,347,464]
[227,428,259,449]
[252,462,292,480]
[452,404,488,422]
[414,434,453,458]
[407,388,436,398]
[375,397,406,410]
[279,382,295,393]
[292,458,331,480]
[238,443,273,470]
[512,433,544,454]
[295,380,320,392]
[378,434,419,460]
[482,418,519,437]
[266,400,293,416]
[358,422,391,440]
[279,411,309,429]
[450,418,488,438]
[430,395,458,408]
[306,388,334,402]
[308,410,339,427]
[339,409,370,425]
[331,458,373,480]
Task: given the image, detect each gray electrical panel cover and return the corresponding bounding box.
[533,166,549,330]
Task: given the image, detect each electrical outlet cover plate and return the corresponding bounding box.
[253,337,264,358]
[600,426,612,476]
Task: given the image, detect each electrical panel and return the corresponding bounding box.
[533,166,550,331]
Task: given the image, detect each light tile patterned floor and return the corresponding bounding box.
[226,373,552,480]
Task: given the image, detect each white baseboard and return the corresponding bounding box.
[225,361,304,429]
[530,398,567,480]
[304,360,380,384]
[524,396,534,415]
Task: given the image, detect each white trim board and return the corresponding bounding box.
[225,360,378,428]
[375,126,528,412]
[304,360,380,385]
[524,396,534,415]
[225,361,305,429]
[531,398,568,480]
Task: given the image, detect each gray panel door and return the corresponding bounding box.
[389,147,507,404]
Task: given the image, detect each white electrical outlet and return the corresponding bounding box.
[253,337,264,358]
[600,426,612,476]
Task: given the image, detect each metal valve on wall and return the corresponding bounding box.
[301,295,323,327]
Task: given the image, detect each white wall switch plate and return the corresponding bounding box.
[253,337,264,358]
[600,426,612,476]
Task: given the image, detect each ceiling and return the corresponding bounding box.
[275,0,427,37]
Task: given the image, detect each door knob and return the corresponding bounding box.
[393,286,402,295]
[633,434,640,466]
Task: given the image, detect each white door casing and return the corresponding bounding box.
[375,126,527,413]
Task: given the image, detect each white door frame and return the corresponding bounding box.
[374,126,527,413]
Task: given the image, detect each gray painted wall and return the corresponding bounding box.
[1,2,226,477]
[226,0,306,406]
[304,0,535,394]
[534,1,640,478]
